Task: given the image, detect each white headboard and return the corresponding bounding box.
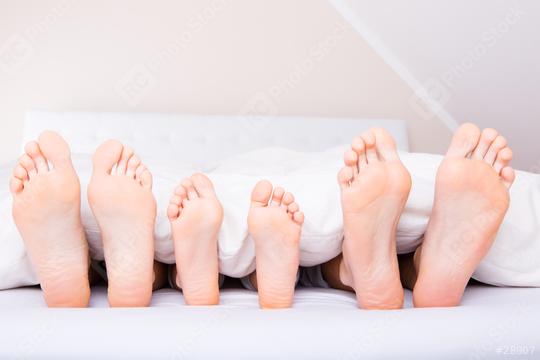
[24,111,409,170]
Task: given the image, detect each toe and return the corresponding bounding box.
[126,155,141,178]
[11,158,31,193]
[10,177,24,194]
[351,137,367,170]
[93,140,124,175]
[343,150,359,179]
[338,167,353,189]
[168,189,184,220]
[167,203,181,220]
[287,202,300,214]
[190,173,216,198]
[175,184,187,198]
[271,187,285,206]
[472,128,498,160]
[37,131,72,169]
[494,147,513,174]
[13,164,29,183]
[19,154,37,179]
[172,186,188,211]
[182,179,198,200]
[361,131,378,163]
[25,141,49,173]
[293,211,305,225]
[170,195,183,206]
[135,164,147,180]
[371,128,399,161]
[139,169,153,189]
[501,167,516,189]
[116,146,134,175]
[446,123,482,158]
[282,192,294,207]
[484,136,507,166]
[250,180,273,208]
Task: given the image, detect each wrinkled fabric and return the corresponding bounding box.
[1,146,539,289]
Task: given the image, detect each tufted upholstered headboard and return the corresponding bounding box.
[23,111,409,171]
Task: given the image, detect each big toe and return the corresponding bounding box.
[38,131,72,168]
[251,180,273,207]
[446,123,482,158]
[371,128,399,161]
[93,140,124,174]
[190,173,216,198]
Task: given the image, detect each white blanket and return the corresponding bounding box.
[1,146,540,290]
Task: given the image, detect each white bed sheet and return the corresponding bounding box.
[1,285,539,359]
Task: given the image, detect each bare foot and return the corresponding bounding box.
[413,124,515,307]
[248,180,304,309]
[11,131,90,307]
[337,128,410,309]
[167,173,223,305]
[88,141,156,307]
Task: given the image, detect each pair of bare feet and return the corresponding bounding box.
[324,123,514,309]
[11,134,156,307]
[10,131,305,308]
[167,176,304,309]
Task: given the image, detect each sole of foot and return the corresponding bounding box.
[337,128,410,310]
[88,141,156,307]
[248,180,304,309]
[11,131,90,307]
[413,123,515,307]
[168,173,223,305]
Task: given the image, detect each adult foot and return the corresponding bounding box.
[248,180,304,309]
[168,173,223,305]
[11,131,90,307]
[413,124,515,307]
[337,128,410,309]
[88,141,156,307]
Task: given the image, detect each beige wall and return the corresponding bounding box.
[0,0,451,165]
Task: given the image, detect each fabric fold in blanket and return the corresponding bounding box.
[1,146,539,290]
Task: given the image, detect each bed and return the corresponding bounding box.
[1,111,539,359]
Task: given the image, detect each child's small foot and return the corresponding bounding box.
[168,173,223,305]
[11,131,90,307]
[248,181,304,309]
[337,128,410,309]
[88,141,156,307]
[413,124,515,307]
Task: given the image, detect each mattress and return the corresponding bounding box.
[2,111,539,359]
[1,285,539,359]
